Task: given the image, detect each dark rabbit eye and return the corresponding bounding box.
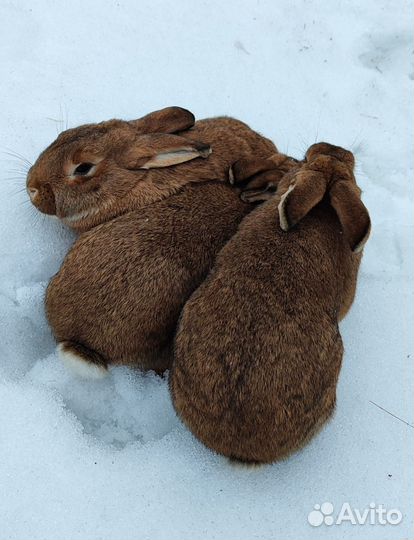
[73,162,94,176]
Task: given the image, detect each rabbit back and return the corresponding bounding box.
[171,198,349,463]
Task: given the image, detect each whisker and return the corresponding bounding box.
[2,154,31,167]
[4,166,30,177]
[18,199,32,207]
[4,172,26,178]
[296,138,309,157]
[273,126,292,158]
[10,186,29,196]
[291,145,306,157]
[2,166,29,177]
[349,128,366,153]
[23,204,45,230]
[3,178,27,186]
[6,167,28,174]
[2,148,33,167]
[355,166,369,177]
[46,116,63,136]
[296,128,313,155]
[2,152,29,168]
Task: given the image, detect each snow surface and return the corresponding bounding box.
[0,1,413,539]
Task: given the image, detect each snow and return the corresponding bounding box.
[0,1,412,539]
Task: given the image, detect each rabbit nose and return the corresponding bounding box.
[28,187,39,201]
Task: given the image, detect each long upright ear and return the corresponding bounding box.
[120,134,211,170]
[278,170,327,231]
[329,181,371,253]
[130,107,195,134]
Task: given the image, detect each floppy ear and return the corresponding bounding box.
[329,181,371,253]
[131,107,195,134]
[230,154,300,203]
[278,170,327,231]
[229,154,298,186]
[229,156,281,186]
[229,158,286,203]
[239,172,279,203]
[120,134,211,170]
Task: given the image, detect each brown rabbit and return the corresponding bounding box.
[26,106,277,377]
[170,143,371,464]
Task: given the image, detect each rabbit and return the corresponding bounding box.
[26,106,278,377]
[170,143,371,465]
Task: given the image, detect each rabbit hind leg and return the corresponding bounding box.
[57,341,108,379]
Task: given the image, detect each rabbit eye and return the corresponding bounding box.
[73,162,94,176]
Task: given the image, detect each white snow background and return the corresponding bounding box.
[0,1,413,539]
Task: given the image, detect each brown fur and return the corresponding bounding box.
[28,107,277,372]
[170,143,371,464]
[26,107,276,233]
[46,181,252,373]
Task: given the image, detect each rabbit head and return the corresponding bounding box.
[26,107,211,232]
[277,142,371,253]
[233,144,371,253]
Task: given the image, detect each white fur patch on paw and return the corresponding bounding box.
[57,343,108,379]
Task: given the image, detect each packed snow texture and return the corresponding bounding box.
[0,1,413,539]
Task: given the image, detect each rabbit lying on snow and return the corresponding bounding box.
[26,106,277,376]
[170,143,371,465]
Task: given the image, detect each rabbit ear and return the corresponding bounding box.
[140,144,210,169]
[230,154,300,203]
[329,181,371,253]
[120,134,211,170]
[229,156,281,186]
[131,107,195,134]
[240,173,279,203]
[278,170,327,231]
[229,154,299,186]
